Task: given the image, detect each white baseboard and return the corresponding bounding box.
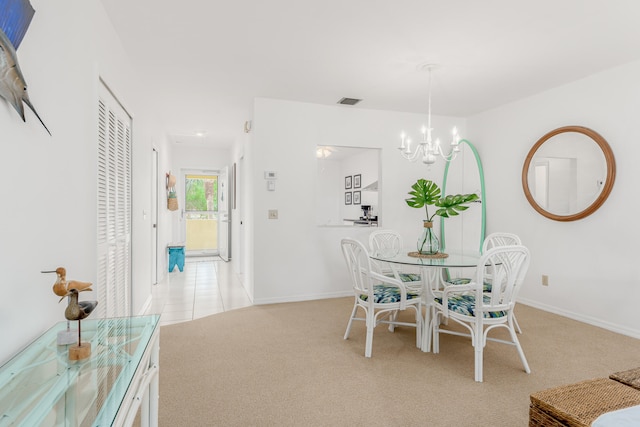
[253,290,352,305]
[517,297,640,340]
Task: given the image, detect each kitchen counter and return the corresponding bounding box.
[343,218,378,226]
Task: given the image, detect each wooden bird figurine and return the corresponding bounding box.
[60,288,98,321]
[51,267,68,296]
[60,287,98,360]
[43,267,92,297]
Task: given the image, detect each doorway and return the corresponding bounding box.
[152,148,159,284]
[183,172,219,256]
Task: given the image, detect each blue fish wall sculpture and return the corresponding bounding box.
[0,0,50,135]
[0,0,34,49]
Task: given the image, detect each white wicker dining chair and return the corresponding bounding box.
[368,229,422,289]
[341,238,423,357]
[431,245,531,382]
[445,232,524,333]
[368,229,424,332]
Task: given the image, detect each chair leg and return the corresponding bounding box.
[431,311,440,354]
[513,313,523,334]
[414,306,422,349]
[421,308,430,353]
[474,327,484,382]
[344,304,358,340]
[388,310,398,332]
[509,324,531,374]
[365,310,375,358]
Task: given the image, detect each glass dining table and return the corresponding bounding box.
[369,249,482,352]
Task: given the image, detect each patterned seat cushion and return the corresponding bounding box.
[360,285,421,304]
[434,294,506,318]
[446,277,492,292]
[385,272,421,282]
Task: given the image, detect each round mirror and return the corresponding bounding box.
[522,126,615,221]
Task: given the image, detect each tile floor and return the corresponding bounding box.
[148,256,252,326]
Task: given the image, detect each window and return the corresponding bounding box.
[184,174,219,253]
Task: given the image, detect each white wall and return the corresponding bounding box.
[250,62,640,339]
[467,60,640,338]
[250,98,466,304]
[0,0,169,364]
[316,158,342,225]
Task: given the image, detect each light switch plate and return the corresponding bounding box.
[268,209,278,219]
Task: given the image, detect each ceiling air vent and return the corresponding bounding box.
[337,97,362,106]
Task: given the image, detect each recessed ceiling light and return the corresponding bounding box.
[195,131,206,137]
[337,97,362,106]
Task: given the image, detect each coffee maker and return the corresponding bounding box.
[360,205,372,220]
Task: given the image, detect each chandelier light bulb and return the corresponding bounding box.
[399,132,406,151]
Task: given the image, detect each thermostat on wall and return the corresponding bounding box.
[264,171,277,180]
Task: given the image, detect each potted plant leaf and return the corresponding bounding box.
[405,179,479,254]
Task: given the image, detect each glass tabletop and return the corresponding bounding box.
[0,314,160,427]
[370,249,481,268]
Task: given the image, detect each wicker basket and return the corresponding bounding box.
[167,189,178,211]
[529,378,640,427]
[610,367,640,391]
[167,196,178,211]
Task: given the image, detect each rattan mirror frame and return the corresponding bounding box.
[521,126,616,222]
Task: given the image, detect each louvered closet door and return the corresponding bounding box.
[96,82,132,319]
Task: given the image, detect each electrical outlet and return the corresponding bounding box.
[542,275,549,286]
[268,209,278,219]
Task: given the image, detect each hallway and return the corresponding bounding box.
[148,256,252,326]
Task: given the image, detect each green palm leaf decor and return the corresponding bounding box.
[405,179,479,255]
[405,179,479,221]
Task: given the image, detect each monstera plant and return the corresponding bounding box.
[406,179,479,254]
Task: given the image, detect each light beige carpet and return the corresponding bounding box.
[157,297,640,426]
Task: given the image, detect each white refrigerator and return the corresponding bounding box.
[218,166,231,261]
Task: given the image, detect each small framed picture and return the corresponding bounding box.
[345,175,352,189]
[353,191,361,205]
[345,192,352,205]
[353,174,361,189]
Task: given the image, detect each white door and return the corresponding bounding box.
[152,148,159,284]
[237,158,245,277]
[96,81,132,318]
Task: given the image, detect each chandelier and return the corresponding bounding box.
[398,65,461,165]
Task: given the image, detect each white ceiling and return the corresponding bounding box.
[99,0,640,149]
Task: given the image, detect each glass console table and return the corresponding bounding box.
[0,315,160,427]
